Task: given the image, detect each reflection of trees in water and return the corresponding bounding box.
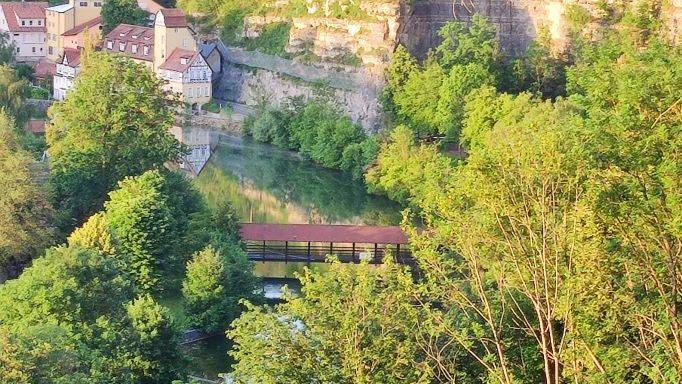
[197,137,402,225]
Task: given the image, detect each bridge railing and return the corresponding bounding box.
[244,242,412,264]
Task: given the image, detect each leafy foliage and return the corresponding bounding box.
[229,260,436,384]
[0,111,54,279]
[244,100,376,179]
[101,0,148,34]
[0,32,14,65]
[46,53,181,228]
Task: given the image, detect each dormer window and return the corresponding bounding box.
[119,32,125,37]
[29,20,33,26]
[119,42,125,51]
[132,34,138,39]
[107,41,113,49]
[21,20,25,26]
[143,46,149,55]
[132,44,138,53]
[37,20,41,26]
[180,57,188,65]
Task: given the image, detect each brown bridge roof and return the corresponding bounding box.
[240,223,409,244]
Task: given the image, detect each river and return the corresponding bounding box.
[183,129,402,380]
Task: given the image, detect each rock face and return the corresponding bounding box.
[244,1,401,67]
[400,0,682,59]
[213,44,384,131]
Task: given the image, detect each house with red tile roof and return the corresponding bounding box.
[100,9,212,109]
[0,2,48,61]
[53,47,82,100]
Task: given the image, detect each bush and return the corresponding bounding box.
[244,100,376,179]
[28,86,49,100]
[244,22,291,57]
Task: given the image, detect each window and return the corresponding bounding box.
[94,1,102,6]
[13,33,19,37]
[38,20,41,26]
[131,44,138,53]
[119,42,125,51]
[143,46,149,55]
[16,47,19,53]
[80,2,87,6]
[107,41,113,49]
[49,46,53,55]
[29,20,33,26]
[21,20,25,26]
[40,47,43,52]
[188,88,193,98]
[32,47,36,53]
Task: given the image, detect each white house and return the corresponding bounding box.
[0,2,48,62]
[53,47,80,100]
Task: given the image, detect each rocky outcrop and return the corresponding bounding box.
[243,1,401,67]
[400,0,682,59]
[213,43,384,131]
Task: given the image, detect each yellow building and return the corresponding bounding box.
[102,9,212,109]
[45,0,102,60]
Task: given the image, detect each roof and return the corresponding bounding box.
[24,119,46,134]
[46,3,73,13]
[33,57,55,77]
[103,24,154,62]
[240,223,409,244]
[158,8,187,27]
[159,47,200,72]
[60,47,81,67]
[62,16,102,36]
[199,42,217,57]
[0,2,47,32]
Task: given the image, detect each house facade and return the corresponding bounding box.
[0,2,48,62]
[102,9,212,108]
[46,0,102,61]
[53,47,81,100]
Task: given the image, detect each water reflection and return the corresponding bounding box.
[194,133,402,225]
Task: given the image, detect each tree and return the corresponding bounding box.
[46,52,181,227]
[101,0,148,34]
[0,245,134,331]
[104,170,178,293]
[228,260,436,384]
[365,125,455,206]
[0,32,14,64]
[0,111,54,280]
[182,246,234,333]
[566,33,682,381]
[435,15,501,75]
[0,65,27,121]
[121,295,186,383]
[391,61,444,137]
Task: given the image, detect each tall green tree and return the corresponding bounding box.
[229,260,436,384]
[0,65,27,121]
[0,32,14,64]
[567,32,682,381]
[0,111,54,280]
[101,0,148,34]
[104,170,178,293]
[46,52,181,227]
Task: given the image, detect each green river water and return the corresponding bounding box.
[183,131,401,380]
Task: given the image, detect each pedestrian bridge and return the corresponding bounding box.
[240,223,412,264]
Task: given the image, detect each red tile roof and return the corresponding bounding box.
[158,8,187,27]
[240,224,409,244]
[103,24,154,62]
[0,2,47,32]
[60,47,81,67]
[24,119,46,134]
[62,16,102,36]
[158,47,200,72]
